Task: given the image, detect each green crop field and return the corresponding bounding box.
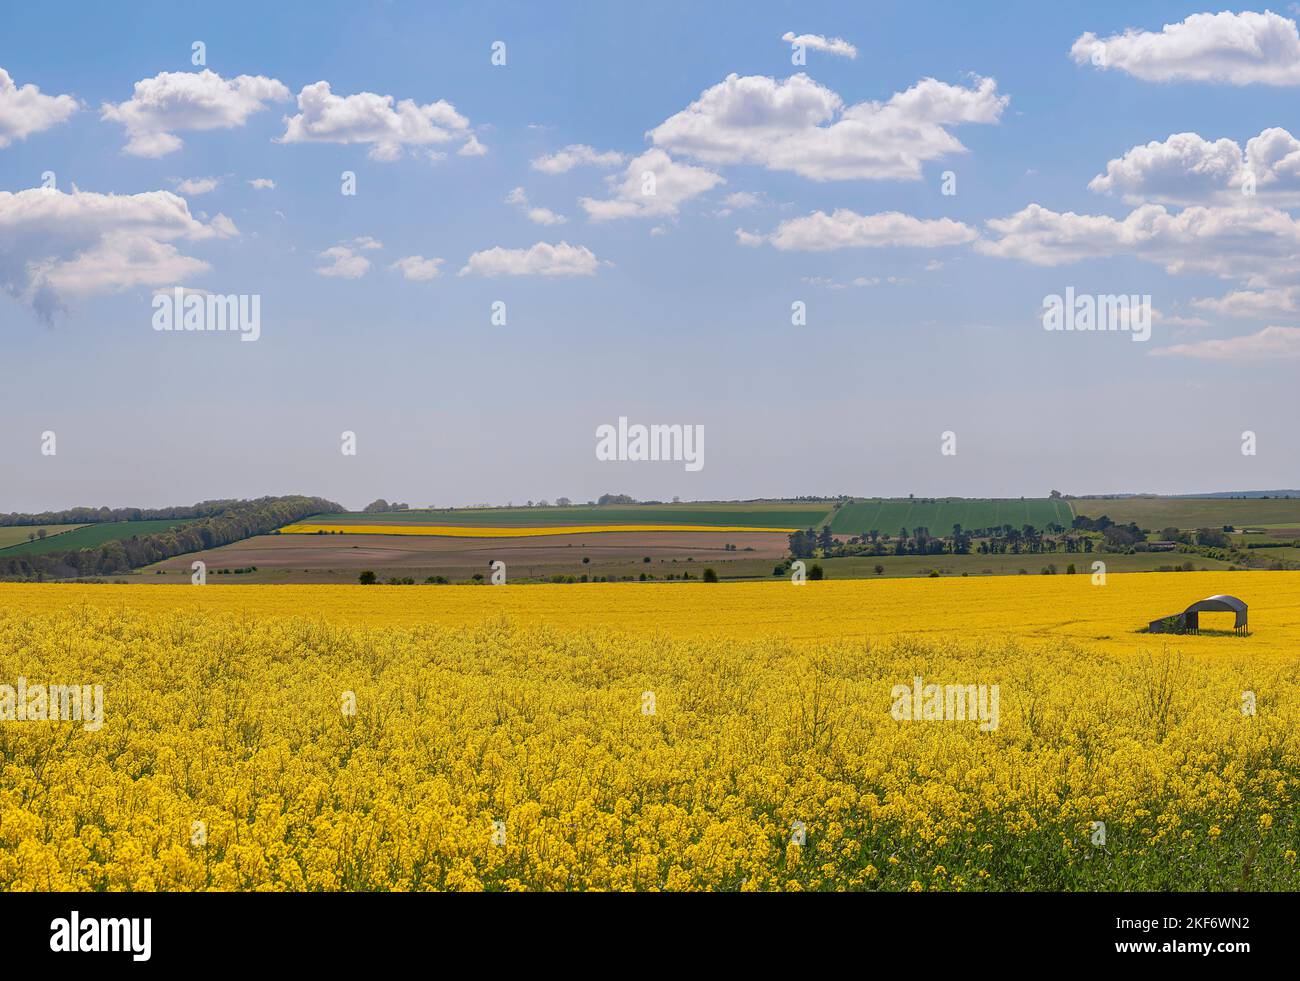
[1070,497,1300,529]
[0,524,87,549]
[828,498,1074,536]
[304,503,835,529]
[0,519,195,556]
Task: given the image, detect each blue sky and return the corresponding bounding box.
[2,1,1299,511]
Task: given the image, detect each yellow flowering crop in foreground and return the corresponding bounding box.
[281,523,795,537]
[0,573,1296,891]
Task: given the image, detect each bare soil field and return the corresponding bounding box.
[138,531,789,583]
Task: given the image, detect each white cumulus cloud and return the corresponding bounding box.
[526,207,565,225]
[102,69,289,157]
[649,72,1007,181]
[530,144,624,174]
[1071,10,1300,85]
[757,209,978,251]
[1193,285,1300,318]
[172,176,221,196]
[1149,324,1300,359]
[977,202,1300,284]
[390,255,444,281]
[458,133,488,156]
[280,81,471,161]
[581,148,724,220]
[504,186,567,225]
[782,32,857,59]
[314,244,371,279]
[0,187,236,322]
[1090,128,1300,204]
[459,241,603,277]
[0,67,78,147]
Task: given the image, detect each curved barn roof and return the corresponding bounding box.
[1183,594,1248,630]
[1184,595,1247,615]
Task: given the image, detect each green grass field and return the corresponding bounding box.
[0,524,87,549]
[0,519,195,556]
[1071,497,1300,529]
[829,498,1074,535]
[307,503,835,529]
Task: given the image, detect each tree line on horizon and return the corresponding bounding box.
[0,496,341,580]
[790,514,1242,562]
[0,500,249,528]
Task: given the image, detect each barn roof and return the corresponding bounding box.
[1183,594,1248,630]
[1184,595,1247,615]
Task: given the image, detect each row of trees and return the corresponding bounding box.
[1071,514,1115,533]
[0,495,341,580]
[362,499,410,512]
[1158,526,1232,548]
[597,493,638,505]
[977,528,1094,554]
[1,500,243,528]
[794,514,1230,562]
[1098,522,1147,548]
[788,527,835,558]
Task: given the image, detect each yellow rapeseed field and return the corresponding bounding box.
[281,523,795,537]
[0,572,1296,891]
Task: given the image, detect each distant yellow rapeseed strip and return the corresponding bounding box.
[281,523,796,538]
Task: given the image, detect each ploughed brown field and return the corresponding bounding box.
[138,531,790,583]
